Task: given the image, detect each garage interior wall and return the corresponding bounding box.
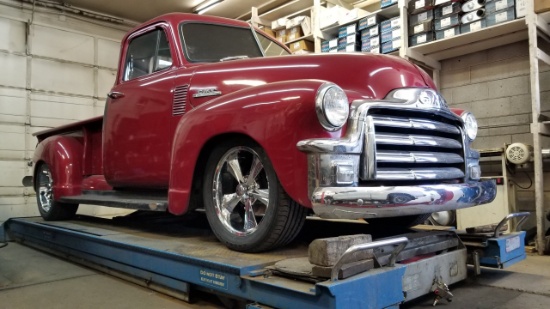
[0,2,129,220]
[440,41,550,229]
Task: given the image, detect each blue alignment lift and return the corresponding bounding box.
[0,212,529,309]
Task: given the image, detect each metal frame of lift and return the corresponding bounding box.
[0,213,529,309]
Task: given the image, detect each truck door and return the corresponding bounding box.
[103,26,177,188]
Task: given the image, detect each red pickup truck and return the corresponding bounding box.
[25,13,496,252]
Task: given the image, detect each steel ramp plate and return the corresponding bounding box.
[4,216,407,309]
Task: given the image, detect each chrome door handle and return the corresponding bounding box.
[108,91,125,99]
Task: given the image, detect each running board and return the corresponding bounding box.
[59,190,168,212]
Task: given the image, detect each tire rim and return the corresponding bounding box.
[37,166,54,213]
[212,146,269,236]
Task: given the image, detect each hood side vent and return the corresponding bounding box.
[173,85,189,116]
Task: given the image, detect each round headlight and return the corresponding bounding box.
[316,84,349,131]
[461,112,478,140]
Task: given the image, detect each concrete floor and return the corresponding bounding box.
[0,241,549,309]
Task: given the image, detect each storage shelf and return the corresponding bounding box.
[408,18,528,62]
[285,34,314,45]
[320,4,399,38]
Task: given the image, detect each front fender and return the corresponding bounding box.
[33,135,84,199]
[168,79,342,215]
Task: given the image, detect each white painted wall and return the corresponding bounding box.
[0,1,130,220]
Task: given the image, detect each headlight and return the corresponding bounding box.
[387,88,447,109]
[461,112,478,140]
[315,83,349,131]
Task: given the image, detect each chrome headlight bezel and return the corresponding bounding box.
[461,112,478,141]
[315,83,350,131]
[386,88,448,110]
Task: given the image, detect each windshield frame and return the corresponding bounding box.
[179,21,265,63]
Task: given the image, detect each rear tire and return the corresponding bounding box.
[36,163,78,221]
[202,139,307,252]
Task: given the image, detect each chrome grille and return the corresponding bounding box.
[172,85,189,116]
[366,111,465,182]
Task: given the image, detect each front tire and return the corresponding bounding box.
[202,139,307,252]
[36,163,78,221]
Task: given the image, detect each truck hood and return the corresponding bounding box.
[187,53,434,107]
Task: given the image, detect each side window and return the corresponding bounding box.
[256,33,290,57]
[123,29,173,81]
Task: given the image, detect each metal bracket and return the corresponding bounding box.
[431,278,453,306]
[330,237,408,281]
[493,212,530,238]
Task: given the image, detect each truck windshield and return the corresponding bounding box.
[180,23,263,62]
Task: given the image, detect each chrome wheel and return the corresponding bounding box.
[37,166,54,213]
[212,146,269,236]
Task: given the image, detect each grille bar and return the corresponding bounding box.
[372,116,460,135]
[376,133,462,149]
[376,150,464,164]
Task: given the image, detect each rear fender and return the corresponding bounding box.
[33,135,84,199]
[168,79,340,215]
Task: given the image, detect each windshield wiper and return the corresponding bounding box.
[220,55,249,62]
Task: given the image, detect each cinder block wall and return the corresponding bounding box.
[0,3,130,220]
[440,40,549,149]
[440,41,550,230]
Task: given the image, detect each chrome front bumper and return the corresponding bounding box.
[297,99,496,220]
[310,180,496,219]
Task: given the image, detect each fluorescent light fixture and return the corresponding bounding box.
[194,0,223,15]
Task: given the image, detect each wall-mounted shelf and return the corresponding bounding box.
[285,34,315,45]
[408,19,528,63]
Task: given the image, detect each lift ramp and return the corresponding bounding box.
[0,213,527,309]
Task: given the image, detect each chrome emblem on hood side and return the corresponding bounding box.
[193,88,222,98]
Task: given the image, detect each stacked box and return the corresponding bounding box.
[487,6,516,26]
[361,36,380,53]
[358,14,382,31]
[381,38,402,53]
[486,0,515,13]
[432,0,462,40]
[321,38,338,53]
[408,1,434,47]
[338,23,358,38]
[381,0,399,8]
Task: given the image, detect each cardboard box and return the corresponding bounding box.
[410,10,434,25]
[516,0,527,17]
[380,17,400,33]
[260,27,275,38]
[408,0,435,14]
[358,14,383,30]
[535,0,550,13]
[338,23,358,38]
[275,29,287,43]
[460,19,487,33]
[381,0,398,8]
[434,13,461,31]
[486,0,515,14]
[435,25,460,40]
[487,6,516,26]
[434,2,461,18]
[287,16,312,36]
[271,18,288,30]
[320,6,349,29]
[286,26,304,42]
[409,20,433,35]
[381,38,401,53]
[381,28,402,43]
[409,31,435,46]
[361,25,380,41]
[290,40,314,53]
[339,8,368,25]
